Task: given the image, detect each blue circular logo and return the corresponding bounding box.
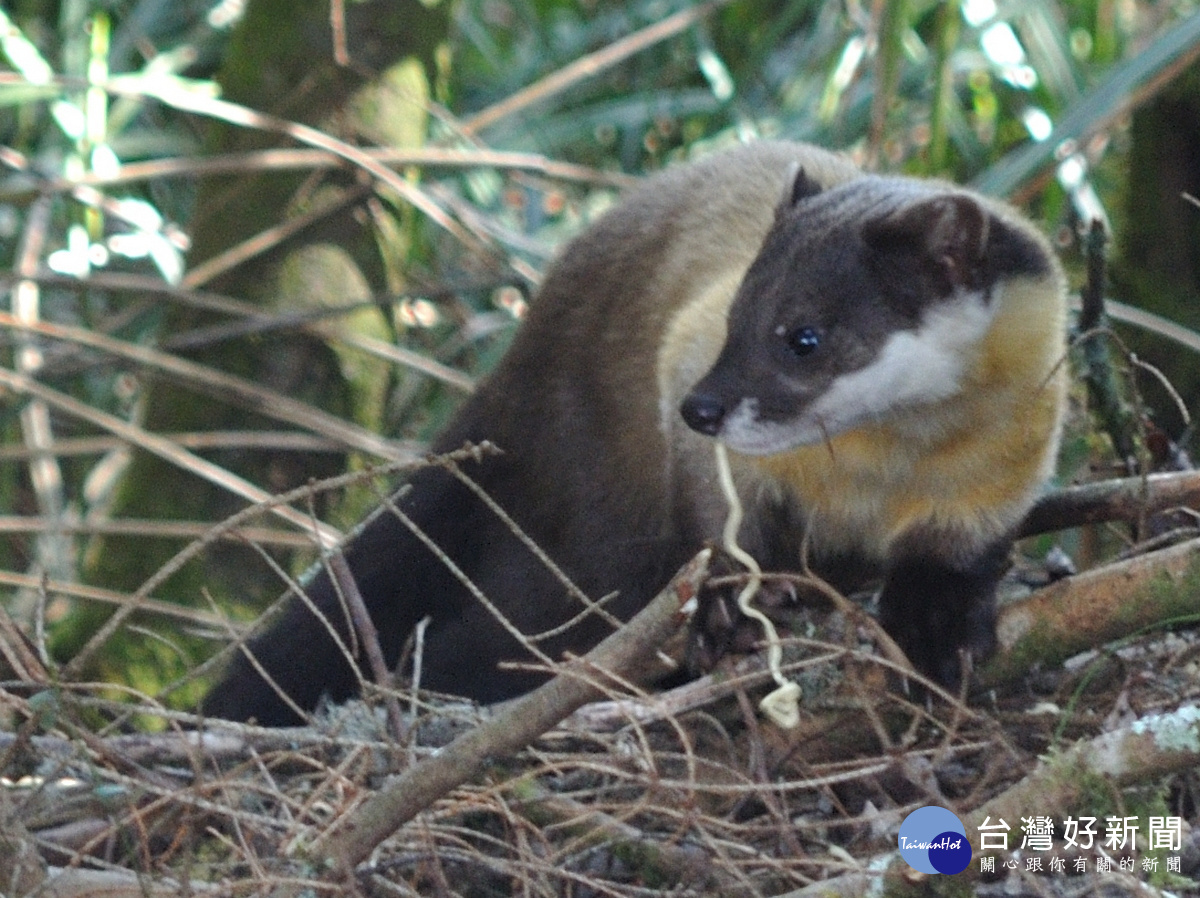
[898,806,971,874]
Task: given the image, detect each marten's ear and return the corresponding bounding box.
[863,194,990,292]
[777,164,824,215]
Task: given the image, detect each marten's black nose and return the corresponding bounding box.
[680,393,727,436]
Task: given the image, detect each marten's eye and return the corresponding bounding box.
[782,325,821,357]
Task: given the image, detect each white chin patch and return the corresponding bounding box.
[719,289,995,454]
[717,399,827,456]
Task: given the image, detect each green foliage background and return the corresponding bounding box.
[2,0,1199,712]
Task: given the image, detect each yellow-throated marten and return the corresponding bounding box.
[202,141,1067,725]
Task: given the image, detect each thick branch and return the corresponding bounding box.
[985,535,1200,684]
[965,703,1200,838]
[1020,469,1200,537]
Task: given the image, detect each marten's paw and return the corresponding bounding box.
[685,553,800,673]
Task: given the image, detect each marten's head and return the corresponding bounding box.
[679,171,1053,455]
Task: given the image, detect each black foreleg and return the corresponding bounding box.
[877,532,1010,687]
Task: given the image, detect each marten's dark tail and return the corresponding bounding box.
[200,458,512,726]
[198,436,674,726]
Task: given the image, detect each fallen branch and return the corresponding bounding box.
[985,534,1200,685]
[40,867,222,898]
[1020,469,1200,537]
[771,703,1200,898]
[309,548,710,876]
[0,721,398,769]
[965,702,1200,838]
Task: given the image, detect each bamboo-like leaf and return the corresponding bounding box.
[1106,299,1200,356]
[462,2,732,136]
[0,569,254,627]
[973,11,1200,198]
[0,365,342,547]
[498,89,723,152]
[926,1,962,175]
[0,313,413,463]
[0,517,319,549]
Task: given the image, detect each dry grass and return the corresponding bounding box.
[2,468,1200,897]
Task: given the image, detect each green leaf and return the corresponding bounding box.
[974,11,1200,198]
